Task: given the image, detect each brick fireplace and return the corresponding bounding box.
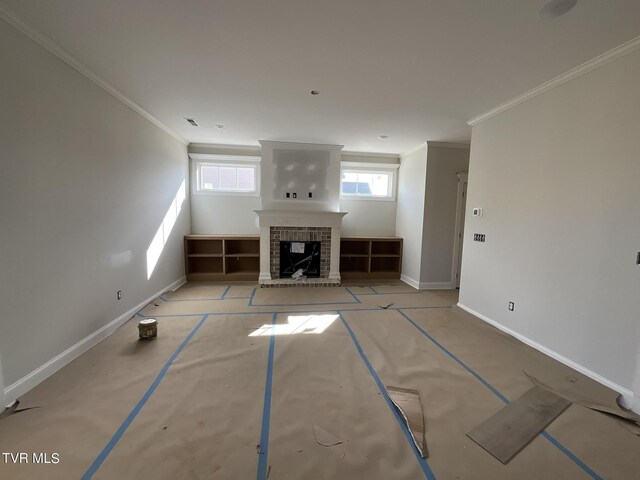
[254,210,347,286]
[270,227,330,278]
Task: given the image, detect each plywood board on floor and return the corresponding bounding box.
[467,386,571,464]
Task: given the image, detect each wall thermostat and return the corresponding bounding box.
[472,207,483,217]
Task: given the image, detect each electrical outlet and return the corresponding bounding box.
[286,192,290,198]
[473,233,486,242]
[308,192,313,198]
[292,192,297,198]
[508,301,514,311]
[636,252,640,265]
[117,290,123,300]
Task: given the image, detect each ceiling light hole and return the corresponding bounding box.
[377,134,389,140]
[213,124,226,129]
[185,118,199,127]
[310,90,320,96]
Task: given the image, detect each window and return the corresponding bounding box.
[190,154,260,196]
[340,162,398,200]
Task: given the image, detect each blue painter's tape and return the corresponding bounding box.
[397,309,603,480]
[345,287,363,304]
[220,285,231,300]
[135,305,452,319]
[248,287,257,306]
[256,313,277,480]
[248,287,360,307]
[339,313,437,480]
[82,314,209,479]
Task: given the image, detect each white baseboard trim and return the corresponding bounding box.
[400,275,454,290]
[420,281,455,290]
[3,276,186,404]
[456,303,634,405]
[400,274,420,290]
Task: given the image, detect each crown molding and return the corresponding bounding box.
[427,141,470,149]
[400,142,427,158]
[0,3,188,145]
[468,35,640,126]
[188,142,260,151]
[341,151,400,160]
[258,140,344,151]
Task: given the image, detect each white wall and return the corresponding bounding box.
[0,20,189,398]
[395,145,428,286]
[340,153,399,237]
[189,144,261,234]
[459,48,640,408]
[420,145,469,286]
[190,148,399,237]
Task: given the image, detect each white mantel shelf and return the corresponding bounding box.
[254,210,348,283]
[254,209,347,226]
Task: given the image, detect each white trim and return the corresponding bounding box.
[0,3,188,145]
[427,141,471,149]
[400,274,420,290]
[401,275,453,290]
[259,140,344,151]
[341,151,400,160]
[451,173,468,289]
[468,35,640,126]
[3,276,186,404]
[188,142,260,152]
[341,161,399,169]
[188,153,261,163]
[456,303,634,404]
[190,155,261,197]
[400,143,427,158]
[420,282,455,290]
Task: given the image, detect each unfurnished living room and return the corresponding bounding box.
[1,1,639,479]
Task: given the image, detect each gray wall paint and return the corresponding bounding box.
[459,48,640,406]
[0,21,190,386]
[395,145,428,284]
[420,146,469,284]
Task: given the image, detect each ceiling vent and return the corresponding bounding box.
[186,118,199,127]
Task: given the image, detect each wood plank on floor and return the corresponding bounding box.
[467,385,571,464]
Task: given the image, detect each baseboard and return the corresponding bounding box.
[400,275,454,290]
[456,303,634,405]
[3,276,186,404]
[400,274,420,290]
[420,281,455,290]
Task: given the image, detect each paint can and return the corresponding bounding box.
[138,318,158,340]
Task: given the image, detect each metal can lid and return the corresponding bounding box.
[139,318,157,326]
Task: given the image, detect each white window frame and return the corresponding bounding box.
[340,161,399,201]
[190,153,261,197]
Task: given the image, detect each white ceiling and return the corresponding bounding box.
[3,0,640,153]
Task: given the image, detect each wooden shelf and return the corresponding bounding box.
[185,235,260,281]
[339,237,402,279]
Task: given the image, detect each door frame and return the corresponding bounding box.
[451,172,468,288]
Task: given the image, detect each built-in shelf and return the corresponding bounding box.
[185,235,260,281]
[340,237,402,279]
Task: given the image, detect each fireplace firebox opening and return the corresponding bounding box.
[279,241,321,278]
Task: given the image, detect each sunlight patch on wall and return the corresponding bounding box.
[249,314,338,337]
[146,179,186,279]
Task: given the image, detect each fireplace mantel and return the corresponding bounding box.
[254,210,348,283]
[254,209,347,226]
